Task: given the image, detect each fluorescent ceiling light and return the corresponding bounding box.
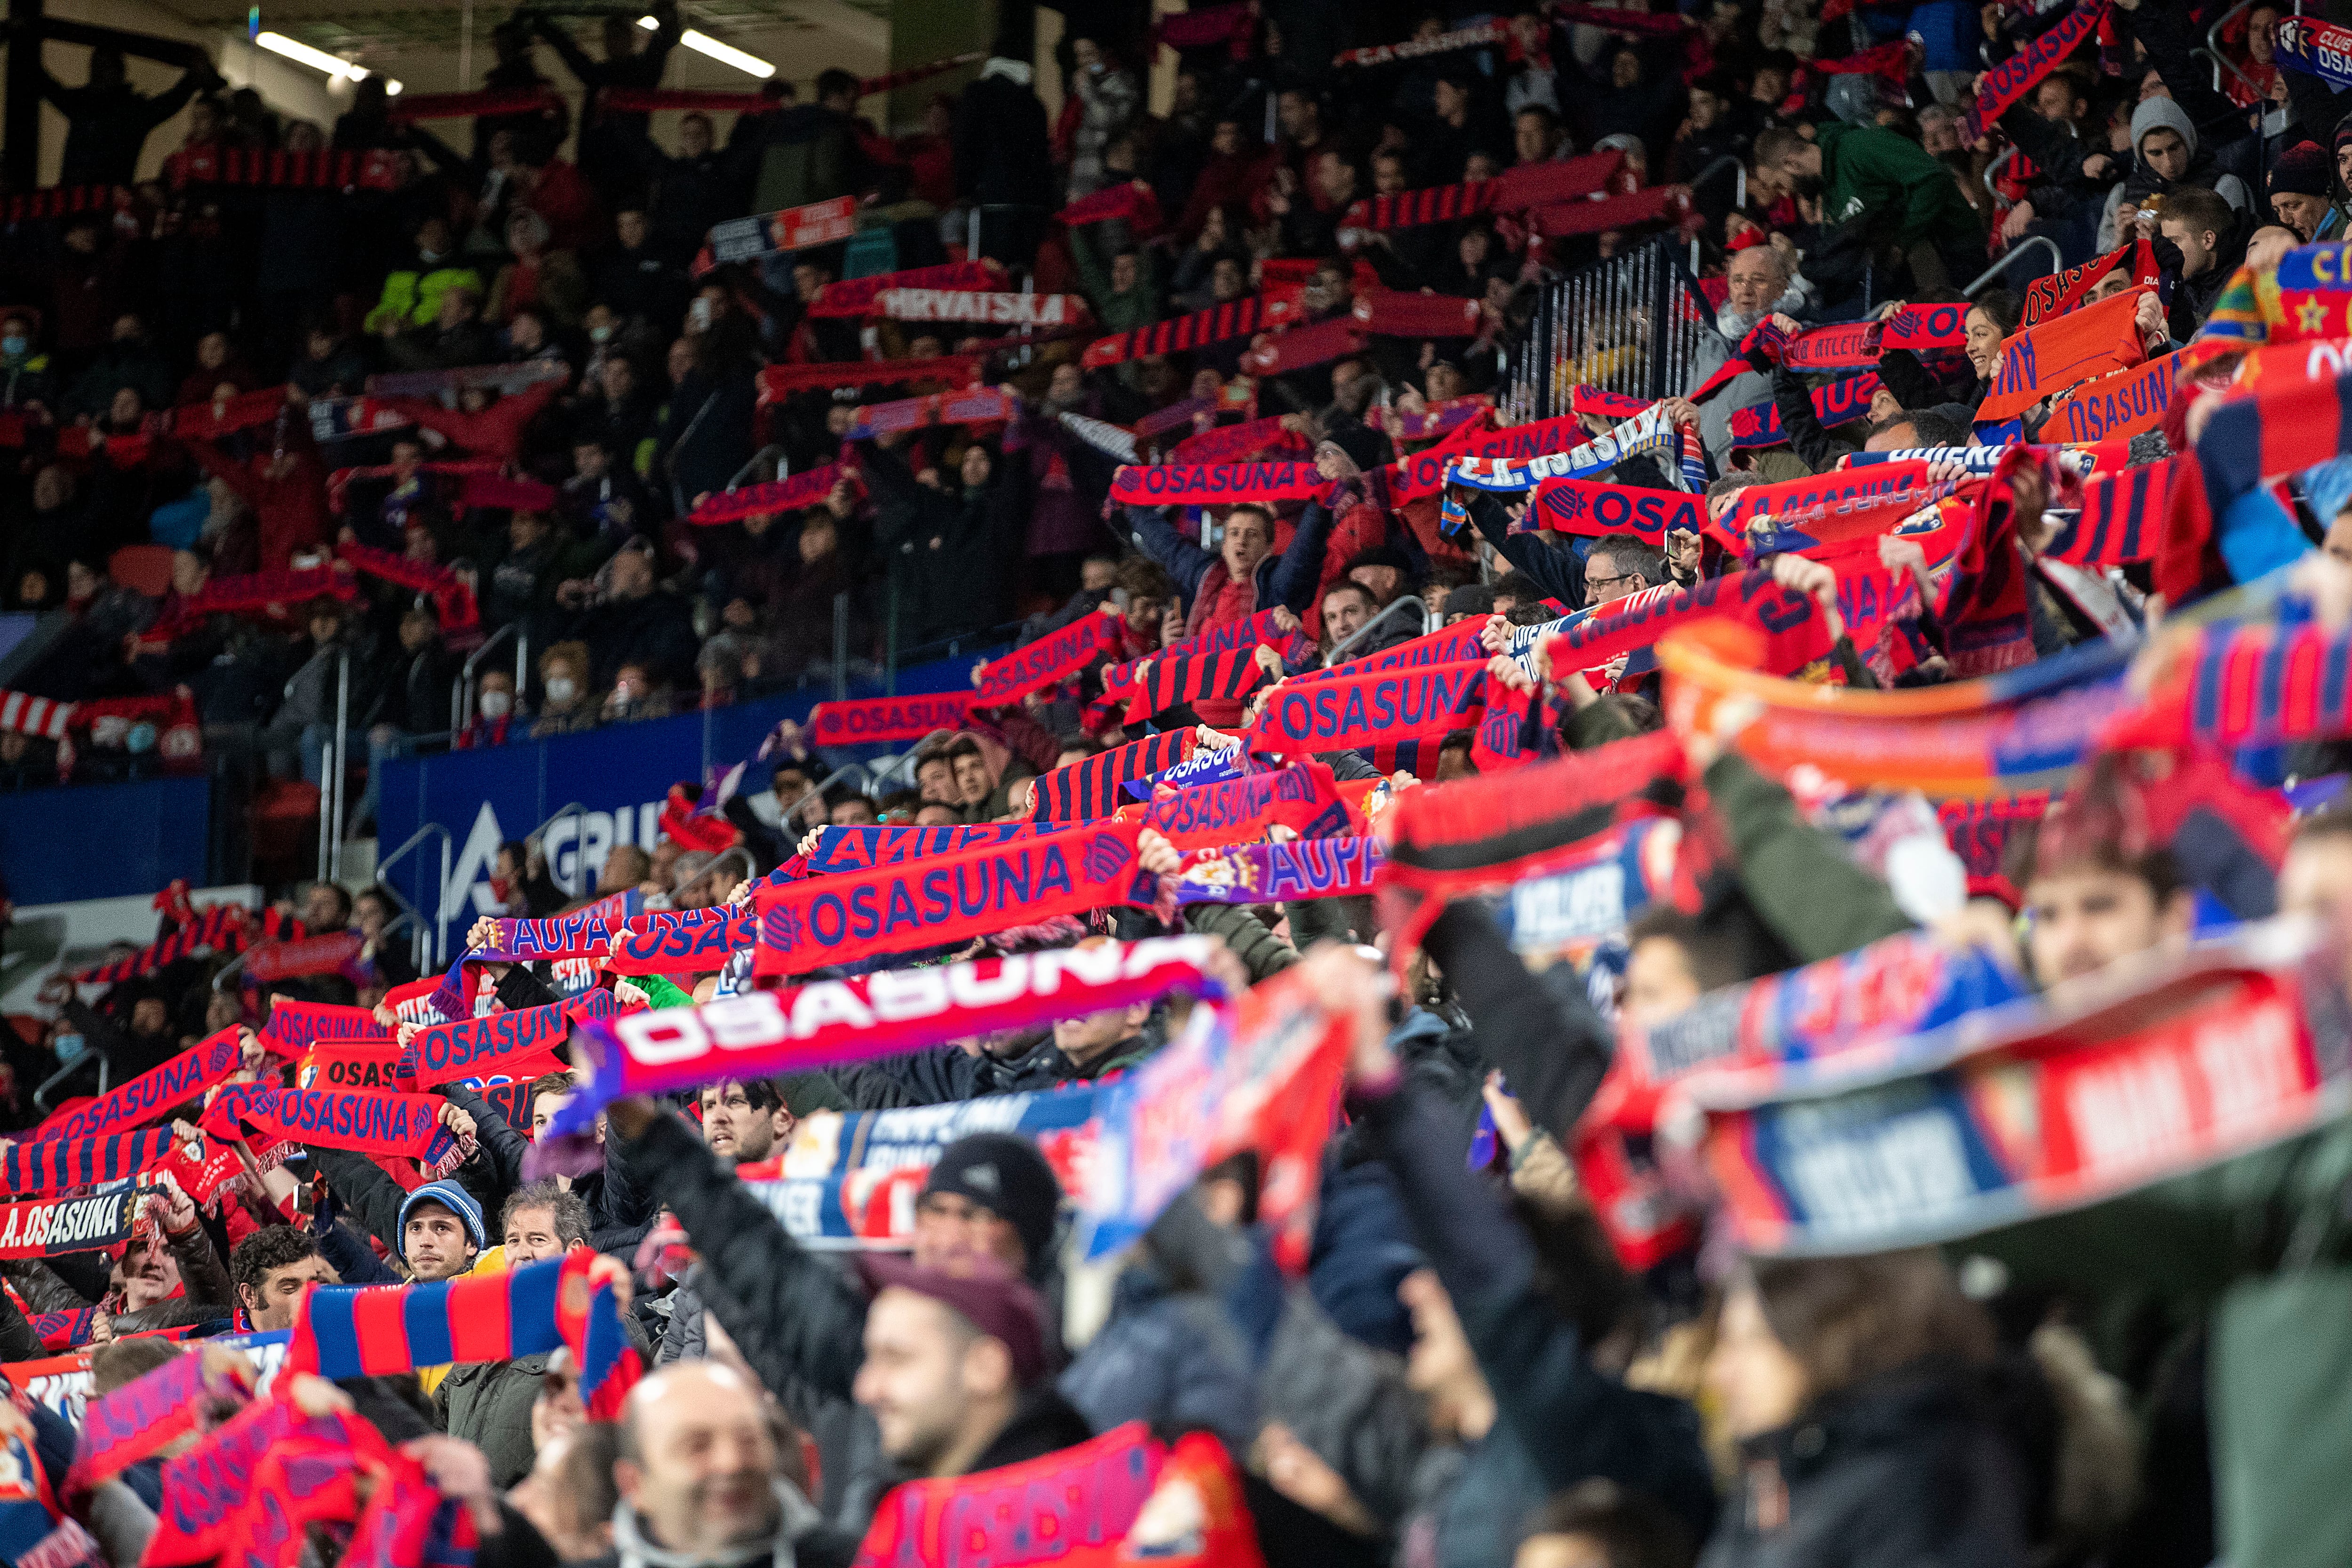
[384,78,402,94]
[255,29,365,80]
[637,15,772,77]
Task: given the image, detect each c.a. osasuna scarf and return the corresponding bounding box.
[752,823,1154,977]
[1718,458,1941,531]
[684,464,847,526]
[1244,661,1488,757]
[2,1129,180,1195]
[974,610,1121,705]
[202,1085,458,1168]
[1334,18,1508,67]
[1142,760,1352,849]
[1542,568,1838,681]
[1443,404,1696,493]
[802,261,1001,318]
[1085,297,1287,372]
[259,998,384,1057]
[0,1181,152,1259]
[560,936,1226,1134]
[73,905,248,983]
[1692,922,2346,1255]
[809,692,970,746]
[1963,0,2110,138]
[2023,238,2163,327]
[2274,14,2352,89]
[1033,730,1197,820]
[31,1027,243,1143]
[485,891,642,962]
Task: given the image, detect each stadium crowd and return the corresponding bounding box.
[8,0,2352,1566]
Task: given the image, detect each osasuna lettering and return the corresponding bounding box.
[415,1004,570,1077]
[0,1182,143,1255]
[1267,666,1480,742]
[616,909,755,964]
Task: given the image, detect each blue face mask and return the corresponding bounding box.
[53,1033,85,1062]
[1,335,25,357]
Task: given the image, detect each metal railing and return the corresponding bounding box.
[288,646,352,884]
[1684,156,1749,273]
[452,621,525,733]
[1964,237,2061,296]
[532,800,593,899]
[377,822,454,971]
[1983,145,2017,202]
[1497,235,1718,424]
[1326,596,1433,666]
[672,844,754,899]
[34,1049,108,1115]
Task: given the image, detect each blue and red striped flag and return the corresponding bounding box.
[2048,459,2171,566]
[1032,731,1196,821]
[2,1128,180,1195]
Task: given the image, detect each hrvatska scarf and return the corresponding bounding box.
[873,290,1087,328]
[2023,238,2164,326]
[1964,0,2110,139]
[1978,285,2150,422]
[803,262,1001,318]
[1243,661,1487,757]
[1142,760,1353,850]
[808,692,971,746]
[31,1027,243,1143]
[559,937,1227,1135]
[752,823,1153,977]
[974,610,1121,705]
[1032,731,1198,820]
[685,464,847,526]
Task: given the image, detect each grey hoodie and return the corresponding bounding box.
[2119,96,2252,214]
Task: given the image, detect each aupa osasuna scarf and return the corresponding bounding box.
[561,936,1228,1135]
[30,1027,243,1144]
[1172,837,1386,904]
[804,823,1062,874]
[1689,921,2346,1255]
[605,909,757,977]
[974,610,1122,705]
[752,823,1155,977]
[483,890,643,962]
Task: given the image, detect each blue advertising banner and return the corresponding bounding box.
[0,776,210,906]
[375,652,992,960]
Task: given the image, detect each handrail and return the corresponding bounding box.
[1964,236,2061,296]
[2196,43,2261,98]
[2206,0,2260,69]
[453,622,518,733]
[33,1048,107,1115]
[377,821,454,970]
[672,844,754,898]
[531,800,592,899]
[1983,145,2017,201]
[1326,595,1432,666]
[211,946,254,993]
[1685,154,1747,209]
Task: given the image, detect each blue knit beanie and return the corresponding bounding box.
[398,1180,487,1257]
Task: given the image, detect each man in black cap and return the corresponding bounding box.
[2267,141,2336,241]
[851,1255,1089,1479]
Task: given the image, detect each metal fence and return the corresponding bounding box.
[1497,235,1720,423]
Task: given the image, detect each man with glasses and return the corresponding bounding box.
[1582,540,1668,608]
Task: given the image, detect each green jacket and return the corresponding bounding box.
[1706,752,1913,963]
[439,1352,545,1488]
[1816,121,1984,253]
[1070,223,1163,337]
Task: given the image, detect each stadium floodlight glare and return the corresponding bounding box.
[639,15,774,78]
[255,30,365,80]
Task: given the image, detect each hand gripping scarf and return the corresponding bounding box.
[1081,967,1357,1271]
[809,692,971,746]
[0,1181,152,1259]
[557,936,1226,1136]
[404,995,613,1087]
[2,1129,181,1196]
[752,823,1154,977]
[974,610,1121,705]
[1032,730,1197,820]
[803,261,1001,318]
[2023,239,2164,327]
[1979,285,2151,422]
[1126,743,1249,802]
[1656,618,2134,799]
[1243,661,1489,757]
[1141,760,1353,850]
[30,1026,243,1143]
[1964,0,2110,139]
[1443,404,1700,494]
[1526,474,1711,544]
[684,464,847,525]
[1688,918,2350,1255]
[289,1250,641,1416]
[201,1085,459,1168]
[1728,371,1885,449]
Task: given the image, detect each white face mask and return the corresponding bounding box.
[545,676,578,705]
[478,690,513,719]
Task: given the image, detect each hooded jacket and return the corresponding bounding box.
[2119,97,2253,214]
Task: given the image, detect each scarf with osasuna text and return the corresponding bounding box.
[809,692,971,746]
[289,1250,641,1416]
[1965,0,2110,138]
[1128,743,1248,801]
[32,1027,244,1143]
[1,1129,179,1196]
[1543,568,1838,681]
[1168,415,1311,465]
[975,610,1122,705]
[606,910,757,977]
[1729,372,1884,449]
[804,822,1061,874]
[1057,182,1163,231]
[1342,151,1624,232]
[753,823,1152,976]
[1244,660,1487,757]
[65,1345,251,1496]
[260,998,384,1057]
[304,1036,429,1095]
[1979,285,2149,422]
[242,932,367,987]
[1695,926,2343,1256]
[1086,297,1290,372]
[1126,647,1277,724]
[2275,14,2352,89]
[2023,238,2163,326]
[74,905,248,983]
[805,261,1001,318]
[841,387,1014,442]
[202,1085,458,1167]
[1033,730,1198,820]
[1375,730,1696,953]
[1142,760,1352,849]
[2045,351,2177,444]
[1526,474,1709,545]
[755,358,982,402]
[403,994,616,1087]
[0,1181,151,1259]
[560,936,1226,1133]
[686,464,847,526]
